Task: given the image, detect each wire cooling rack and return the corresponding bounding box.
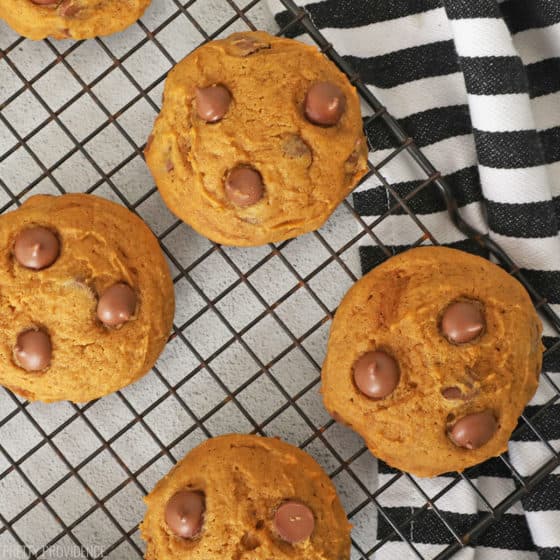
[0,1,559,559]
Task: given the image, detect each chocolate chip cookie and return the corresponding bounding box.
[145,31,368,247]
[0,0,151,40]
[141,434,351,559]
[0,194,174,403]
[322,246,543,477]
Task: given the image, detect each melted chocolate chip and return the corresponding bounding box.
[196,85,232,123]
[14,227,60,270]
[97,283,137,328]
[442,383,478,400]
[441,300,485,344]
[353,351,400,399]
[225,167,264,207]
[304,82,346,126]
[281,134,312,167]
[274,502,315,544]
[230,37,271,56]
[282,134,311,157]
[165,491,205,539]
[449,410,497,449]
[31,0,58,4]
[240,532,261,551]
[145,134,154,152]
[345,139,366,174]
[58,0,80,17]
[441,386,464,400]
[14,330,52,372]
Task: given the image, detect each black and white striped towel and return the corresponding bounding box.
[269,1,560,558]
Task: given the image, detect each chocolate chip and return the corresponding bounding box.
[304,82,346,126]
[14,227,60,271]
[274,502,315,544]
[97,283,137,328]
[165,491,205,539]
[441,300,485,344]
[13,330,52,372]
[449,410,497,449]
[230,36,271,56]
[58,0,80,17]
[31,0,58,5]
[225,167,264,207]
[281,134,312,167]
[196,85,232,123]
[353,351,400,399]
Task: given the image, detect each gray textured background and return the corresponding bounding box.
[0,1,379,559]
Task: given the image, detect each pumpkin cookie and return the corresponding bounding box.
[0,0,151,40]
[141,434,351,560]
[322,246,543,477]
[0,194,174,403]
[145,31,368,246]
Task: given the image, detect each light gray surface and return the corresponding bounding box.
[0,1,378,559]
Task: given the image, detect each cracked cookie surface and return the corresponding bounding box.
[145,31,368,246]
[0,0,151,40]
[0,194,174,403]
[141,434,351,560]
[322,247,544,477]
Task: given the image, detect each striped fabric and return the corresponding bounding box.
[269,0,560,558]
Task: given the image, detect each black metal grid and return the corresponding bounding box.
[0,1,559,559]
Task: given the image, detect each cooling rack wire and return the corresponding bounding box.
[0,1,559,559]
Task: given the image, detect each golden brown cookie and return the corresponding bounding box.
[0,0,151,40]
[145,31,368,247]
[322,246,543,477]
[141,434,351,560]
[0,194,174,403]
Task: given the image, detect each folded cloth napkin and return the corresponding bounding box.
[268,1,560,558]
